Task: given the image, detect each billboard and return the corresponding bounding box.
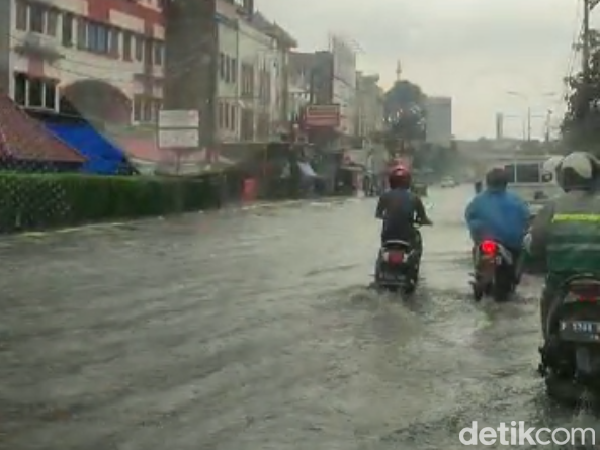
[330,34,357,135]
[425,96,452,147]
[304,104,340,127]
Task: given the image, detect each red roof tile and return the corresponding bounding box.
[0,93,85,163]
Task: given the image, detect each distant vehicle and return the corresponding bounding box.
[412,182,428,197]
[475,154,562,217]
[440,176,457,188]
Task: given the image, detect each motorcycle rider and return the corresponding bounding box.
[375,166,432,271]
[527,152,600,337]
[465,167,530,281]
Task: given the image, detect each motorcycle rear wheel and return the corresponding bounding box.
[544,372,585,406]
[492,268,513,302]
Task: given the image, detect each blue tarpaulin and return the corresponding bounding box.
[297,161,317,177]
[46,123,128,174]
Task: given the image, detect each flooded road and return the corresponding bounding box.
[1,186,598,449]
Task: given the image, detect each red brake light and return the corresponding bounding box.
[570,284,600,302]
[480,240,497,255]
[388,251,404,264]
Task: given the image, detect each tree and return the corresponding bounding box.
[561,30,600,153]
[383,80,427,142]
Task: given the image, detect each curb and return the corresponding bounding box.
[12,196,356,240]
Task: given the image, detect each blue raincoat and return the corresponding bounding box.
[464,188,530,249]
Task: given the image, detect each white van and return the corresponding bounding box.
[480,154,562,215]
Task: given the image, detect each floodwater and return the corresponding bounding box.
[1,186,598,449]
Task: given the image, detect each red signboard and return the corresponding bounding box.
[304,104,340,127]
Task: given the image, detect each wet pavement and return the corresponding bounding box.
[1,186,598,450]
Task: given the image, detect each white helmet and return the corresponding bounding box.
[557,152,600,191]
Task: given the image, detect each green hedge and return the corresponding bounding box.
[0,173,220,233]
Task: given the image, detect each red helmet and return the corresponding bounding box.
[389,165,412,189]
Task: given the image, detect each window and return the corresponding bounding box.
[515,163,540,183]
[219,53,225,79]
[123,32,132,59]
[153,41,163,65]
[133,95,142,121]
[28,78,42,107]
[142,100,152,122]
[231,58,237,83]
[109,28,120,56]
[241,63,254,96]
[224,103,230,128]
[225,56,231,82]
[13,73,26,105]
[229,104,236,130]
[44,80,57,109]
[135,35,144,61]
[86,21,109,54]
[62,13,73,47]
[46,9,58,36]
[15,0,27,30]
[13,73,58,110]
[218,102,224,128]
[76,18,86,49]
[29,3,44,33]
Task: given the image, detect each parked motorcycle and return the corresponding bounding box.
[538,274,600,403]
[470,239,517,302]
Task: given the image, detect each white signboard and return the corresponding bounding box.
[158,129,199,148]
[158,110,199,128]
[158,109,199,149]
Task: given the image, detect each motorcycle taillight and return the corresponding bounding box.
[569,284,600,302]
[384,251,404,264]
[480,240,497,255]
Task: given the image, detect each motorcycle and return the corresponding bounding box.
[470,239,517,302]
[538,274,600,402]
[374,224,424,294]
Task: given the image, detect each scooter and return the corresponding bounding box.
[537,274,600,403]
[374,224,428,294]
[470,239,517,302]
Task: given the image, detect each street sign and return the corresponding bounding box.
[158,109,199,149]
[158,110,199,128]
[304,104,340,127]
[158,129,199,148]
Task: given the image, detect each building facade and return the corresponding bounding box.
[330,35,356,137]
[6,0,165,124]
[355,72,384,140]
[215,0,295,143]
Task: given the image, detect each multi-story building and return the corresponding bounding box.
[330,36,357,137]
[355,72,384,140]
[215,0,295,143]
[3,0,165,125]
[286,58,311,124]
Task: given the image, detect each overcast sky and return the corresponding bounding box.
[255,0,588,139]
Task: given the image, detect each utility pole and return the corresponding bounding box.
[544,109,552,143]
[526,106,531,141]
[583,0,592,81]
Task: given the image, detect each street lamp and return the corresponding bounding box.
[505,91,558,141]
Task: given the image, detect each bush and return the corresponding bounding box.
[0,173,220,233]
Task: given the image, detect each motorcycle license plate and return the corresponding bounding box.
[559,321,600,343]
[482,254,502,265]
